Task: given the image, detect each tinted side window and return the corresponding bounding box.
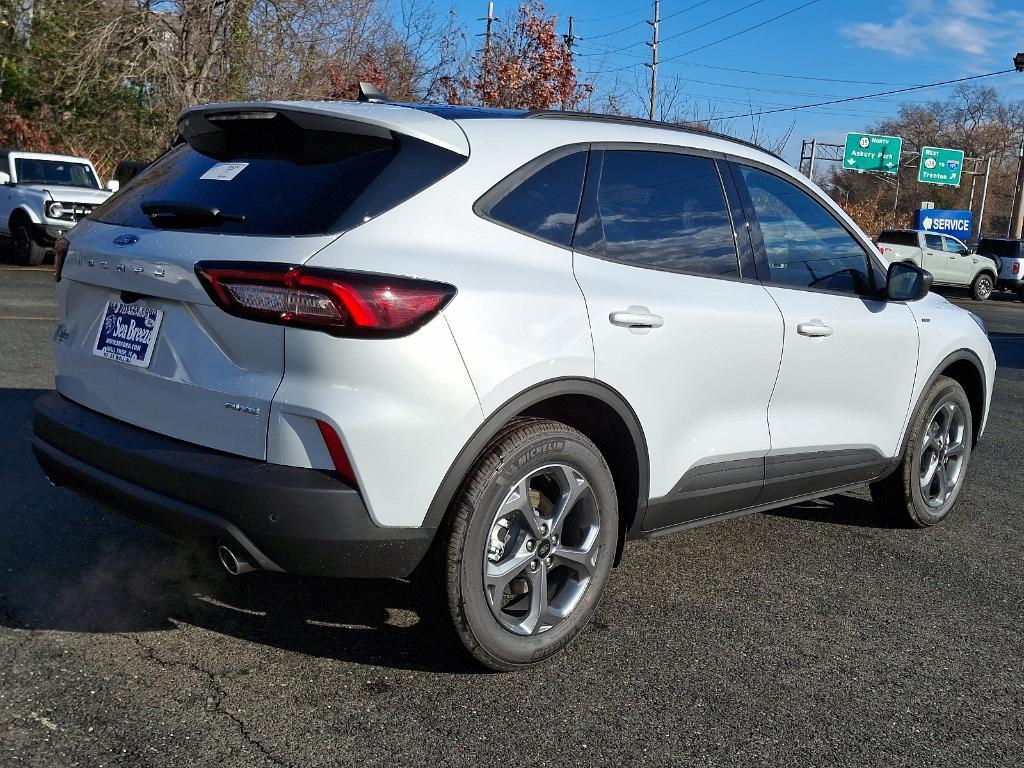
[479,150,587,247]
[739,165,873,295]
[576,150,738,277]
[925,234,944,250]
[879,230,917,247]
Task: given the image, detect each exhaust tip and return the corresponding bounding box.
[217,544,255,576]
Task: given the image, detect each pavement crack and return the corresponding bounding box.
[122,633,290,768]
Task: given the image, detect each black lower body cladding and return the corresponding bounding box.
[31,393,434,578]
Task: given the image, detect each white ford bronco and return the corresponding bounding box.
[0,150,117,265]
[877,228,998,301]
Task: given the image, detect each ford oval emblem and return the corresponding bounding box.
[113,234,139,248]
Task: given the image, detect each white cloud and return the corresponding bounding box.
[841,0,1024,63]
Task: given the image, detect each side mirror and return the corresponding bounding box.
[886,261,932,302]
[0,171,10,185]
[105,179,120,192]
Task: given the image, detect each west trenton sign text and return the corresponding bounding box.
[843,132,902,174]
[918,146,965,187]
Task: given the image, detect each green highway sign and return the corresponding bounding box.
[918,146,965,187]
[843,132,902,174]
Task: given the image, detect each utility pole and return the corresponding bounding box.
[562,16,577,111]
[808,139,818,180]
[479,2,498,106]
[645,0,660,121]
[1008,53,1024,237]
[977,156,992,240]
[1010,137,1024,239]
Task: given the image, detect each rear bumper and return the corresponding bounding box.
[996,278,1023,289]
[31,392,435,578]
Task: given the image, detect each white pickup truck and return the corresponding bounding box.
[977,237,1024,301]
[876,228,999,301]
[0,150,117,265]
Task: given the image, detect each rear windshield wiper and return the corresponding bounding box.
[141,200,246,228]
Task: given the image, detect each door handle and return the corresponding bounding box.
[609,309,664,329]
[796,319,833,337]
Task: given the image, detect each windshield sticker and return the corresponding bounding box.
[200,162,249,181]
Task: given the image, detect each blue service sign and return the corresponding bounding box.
[916,208,973,239]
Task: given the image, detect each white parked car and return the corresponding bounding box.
[0,150,117,265]
[32,102,995,670]
[876,228,998,300]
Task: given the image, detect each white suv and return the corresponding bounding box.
[0,150,116,265]
[32,102,995,670]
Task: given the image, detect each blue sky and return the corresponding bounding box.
[447,0,1024,161]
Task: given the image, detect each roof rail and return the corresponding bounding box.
[526,111,783,161]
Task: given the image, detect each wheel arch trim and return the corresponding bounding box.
[885,347,987,478]
[11,204,42,227]
[422,377,650,533]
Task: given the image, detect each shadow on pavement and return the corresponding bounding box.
[0,387,476,674]
[988,332,1024,371]
[0,385,905,672]
[763,493,896,528]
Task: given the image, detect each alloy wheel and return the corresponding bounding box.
[976,276,993,299]
[483,463,601,636]
[918,401,966,508]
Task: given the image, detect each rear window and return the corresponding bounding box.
[91,114,465,237]
[878,230,918,247]
[978,239,1022,258]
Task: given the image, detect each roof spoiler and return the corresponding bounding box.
[178,101,470,156]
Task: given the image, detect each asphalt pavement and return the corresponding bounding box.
[1,265,1022,767]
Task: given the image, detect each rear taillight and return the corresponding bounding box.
[1014,262,1020,274]
[194,262,456,337]
[53,238,69,283]
[317,420,357,485]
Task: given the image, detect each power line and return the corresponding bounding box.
[604,0,825,73]
[581,0,716,42]
[661,0,718,25]
[679,92,925,118]
[578,0,767,58]
[660,0,825,63]
[667,61,921,86]
[659,0,769,46]
[671,75,916,100]
[695,69,1016,122]
[585,18,648,41]
[575,3,651,23]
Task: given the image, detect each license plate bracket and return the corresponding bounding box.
[92,301,164,368]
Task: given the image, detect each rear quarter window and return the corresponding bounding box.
[91,117,464,237]
[475,147,588,248]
